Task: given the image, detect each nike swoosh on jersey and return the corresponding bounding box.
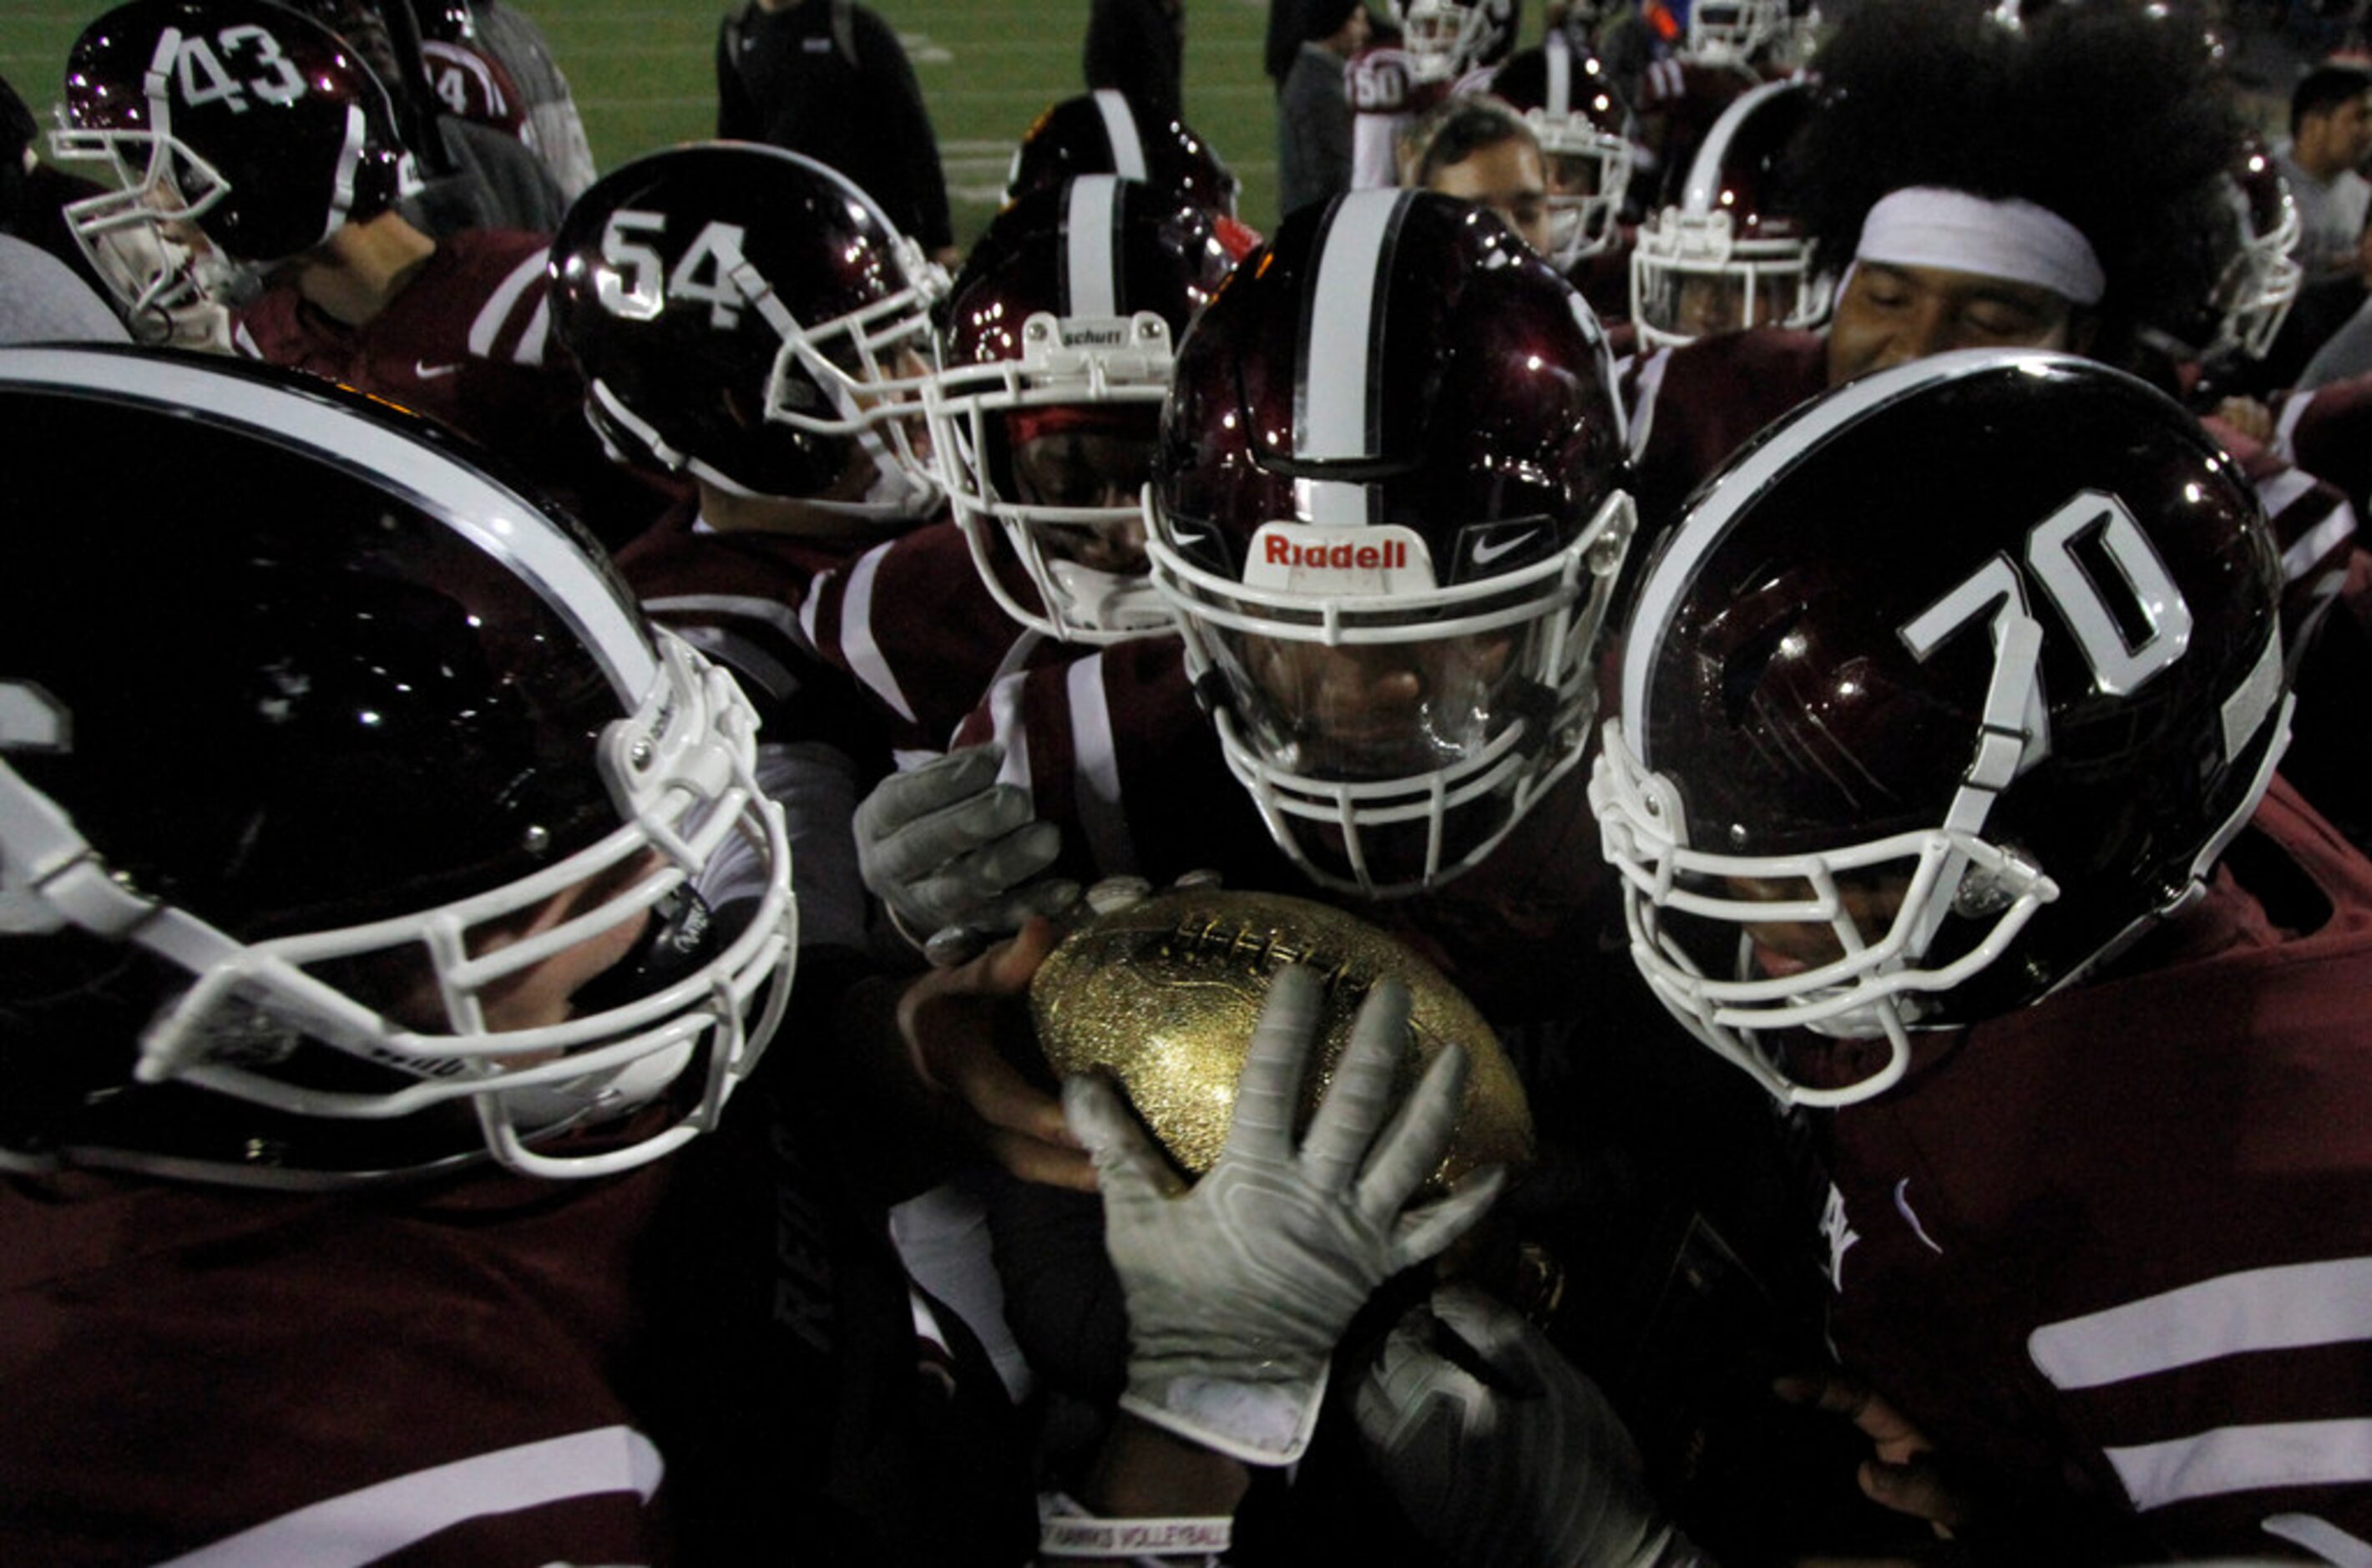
[416,361,463,379]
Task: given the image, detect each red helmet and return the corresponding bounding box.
[1630,76,1828,350]
[928,175,1237,642]
[0,345,796,1182]
[1006,90,1242,221]
[1591,350,2289,1106]
[53,0,419,327]
[1150,190,1636,898]
[1483,33,1635,267]
[549,142,946,518]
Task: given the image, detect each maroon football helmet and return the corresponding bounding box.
[549,142,944,518]
[1150,189,1636,898]
[1483,33,1635,267]
[53,0,419,329]
[1006,90,1242,221]
[1591,350,2289,1105]
[1631,76,1828,350]
[928,175,1237,641]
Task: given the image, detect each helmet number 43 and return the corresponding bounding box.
[168,24,310,114]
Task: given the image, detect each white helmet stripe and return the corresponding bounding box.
[1063,175,1124,320]
[1545,27,1572,117]
[1294,190,1409,467]
[0,347,658,702]
[1092,90,1150,180]
[1683,76,1797,214]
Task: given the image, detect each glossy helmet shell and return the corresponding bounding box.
[1483,33,1635,266]
[1006,90,1242,220]
[930,175,1237,641]
[1591,349,2288,1105]
[549,141,943,513]
[0,346,797,1183]
[1150,189,1636,897]
[1631,75,1828,350]
[54,0,417,318]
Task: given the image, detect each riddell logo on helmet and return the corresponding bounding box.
[1264,535,1409,571]
[1242,523,1436,594]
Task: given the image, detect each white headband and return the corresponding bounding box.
[1857,187,2106,308]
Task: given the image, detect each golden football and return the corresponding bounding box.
[1029,888,1533,1189]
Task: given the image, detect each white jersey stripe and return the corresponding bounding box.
[2263,1512,2372,1566]
[2273,389,2314,462]
[2285,503,2358,584]
[156,1426,662,1568]
[2030,1257,2372,1391]
[1093,90,1149,181]
[2254,465,2319,521]
[516,293,552,368]
[1067,652,1138,875]
[1065,176,1123,321]
[840,544,919,725]
[2105,1419,2372,1514]
[468,249,550,360]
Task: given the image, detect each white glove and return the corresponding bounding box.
[1063,966,1506,1467]
[852,746,1078,963]
[1356,1283,1709,1568]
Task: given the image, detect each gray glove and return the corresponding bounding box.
[1064,966,1505,1467]
[1357,1283,1709,1568]
[852,746,1078,963]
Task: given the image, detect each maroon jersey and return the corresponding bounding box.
[1805,777,2372,1559]
[0,1161,680,1565]
[422,38,529,140]
[953,635,1611,1028]
[796,520,1076,760]
[233,230,674,547]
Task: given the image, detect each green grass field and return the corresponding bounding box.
[0,1,1328,249]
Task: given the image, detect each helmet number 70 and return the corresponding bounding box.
[1899,490,2193,778]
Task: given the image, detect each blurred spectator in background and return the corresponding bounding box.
[1277,0,1369,215]
[1085,0,1187,124]
[718,0,958,267]
[463,0,600,200]
[2276,63,2372,281]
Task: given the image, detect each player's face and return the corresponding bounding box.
[1826,261,2081,387]
[1672,270,1803,338]
[1724,868,1910,977]
[397,852,664,1035]
[1236,630,1516,778]
[1428,139,1554,259]
[1011,425,1155,572]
